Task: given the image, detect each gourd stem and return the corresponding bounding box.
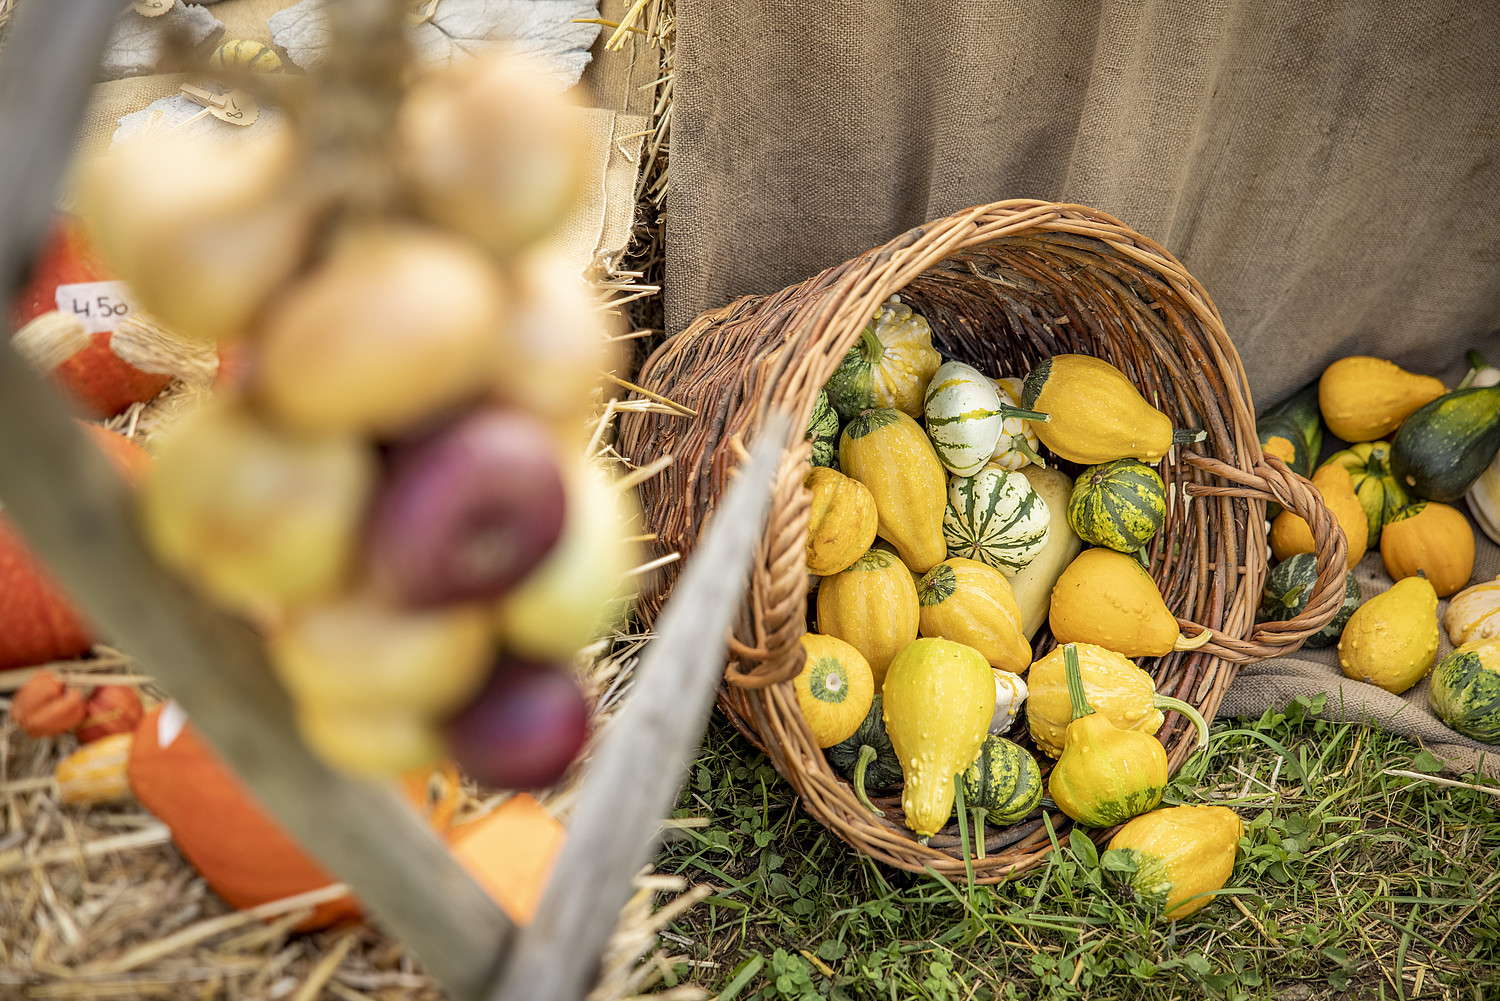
[1173,628,1214,652]
[857,321,884,364]
[1064,644,1095,721]
[1459,351,1491,390]
[1011,435,1046,467]
[852,745,884,816]
[1171,428,1208,445]
[997,405,1051,424]
[1153,695,1210,753]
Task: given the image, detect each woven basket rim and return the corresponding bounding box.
[619,198,1348,880]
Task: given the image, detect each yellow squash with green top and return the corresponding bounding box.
[1106,804,1244,920]
[1020,354,1204,465]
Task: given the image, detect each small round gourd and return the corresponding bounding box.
[943,464,1050,574]
[1380,502,1475,597]
[806,387,840,467]
[793,633,875,747]
[925,362,1043,477]
[1259,552,1360,649]
[1429,637,1500,743]
[961,734,1043,827]
[1066,459,1166,555]
[1444,576,1500,647]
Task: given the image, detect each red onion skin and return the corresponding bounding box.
[444,659,588,790]
[368,408,566,608]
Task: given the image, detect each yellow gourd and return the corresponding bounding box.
[838,409,946,572]
[1026,641,1208,759]
[55,732,135,806]
[1318,356,1445,442]
[793,633,875,747]
[1269,463,1369,569]
[1019,354,1203,465]
[1107,805,1244,920]
[1380,501,1475,598]
[1007,465,1083,638]
[915,558,1031,674]
[804,467,879,576]
[1048,548,1211,658]
[1444,575,1500,646]
[881,637,994,837]
[1337,574,1439,694]
[815,548,920,688]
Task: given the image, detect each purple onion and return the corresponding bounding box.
[368,407,566,607]
[444,658,588,789]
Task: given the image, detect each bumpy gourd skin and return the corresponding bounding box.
[882,637,993,838]
[1027,642,1162,757]
[839,409,947,572]
[1338,574,1439,694]
[823,297,941,420]
[1020,355,1189,465]
[1106,804,1244,919]
[1046,645,1166,829]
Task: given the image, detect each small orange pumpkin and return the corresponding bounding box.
[1270,463,1368,569]
[1380,501,1475,597]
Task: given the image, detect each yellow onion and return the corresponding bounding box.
[491,254,616,424]
[269,592,493,715]
[255,223,506,436]
[75,130,317,344]
[395,53,586,255]
[137,401,375,610]
[496,460,641,660]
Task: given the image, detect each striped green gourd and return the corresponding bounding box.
[942,465,1050,574]
[1066,459,1167,555]
[924,361,1047,477]
[1259,552,1360,648]
[961,734,1043,830]
[806,387,840,467]
[1429,637,1500,743]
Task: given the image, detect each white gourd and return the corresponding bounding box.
[1444,575,1500,646]
[924,361,1005,476]
[990,376,1043,470]
[1466,450,1500,546]
[943,464,1050,575]
[989,670,1028,733]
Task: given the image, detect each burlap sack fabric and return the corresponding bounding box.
[666,0,1500,772]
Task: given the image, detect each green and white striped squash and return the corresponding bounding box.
[990,376,1045,470]
[924,361,1005,476]
[1429,637,1500,744]
[960,734,1044,827]
[1259,552,1360,648]
[806,387,840,467]
[942,465,1050,575]
[1066,459,1167,555]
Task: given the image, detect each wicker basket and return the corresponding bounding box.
[618,199,1347,880]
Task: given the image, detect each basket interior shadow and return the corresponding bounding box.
[618,200,1346,880]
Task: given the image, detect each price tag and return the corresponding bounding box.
[131,0,173,17]
[55,281,138,334]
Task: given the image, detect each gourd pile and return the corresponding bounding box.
[794,295,1240,919]
[42,51,639,787]
[1255,351,1500,741]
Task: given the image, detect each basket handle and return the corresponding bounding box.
[1176,450,1350,664]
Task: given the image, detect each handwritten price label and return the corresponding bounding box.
[55,281,137,334]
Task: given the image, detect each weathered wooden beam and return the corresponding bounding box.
[489,415,792,1001]
[0,6,512,1000]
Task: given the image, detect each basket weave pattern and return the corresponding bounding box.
[619,200,1347,878]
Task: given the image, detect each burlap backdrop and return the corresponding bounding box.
[667,0,1500,773]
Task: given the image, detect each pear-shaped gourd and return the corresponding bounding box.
[924,361,1047,477]
[882,638,994,838]
[839,409,947,572]
[1318,356,1445,443]
[1444,576,1500,646]
[1047,645,1170,828]
[1026,641,1209,759]
[915,558,1031,673]
[1338,574,1439,695]
[1048,548,1211,658]
[1020,355,1203,465]
[1105,804,1244,920]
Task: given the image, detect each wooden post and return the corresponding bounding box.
[0,6,512,1001]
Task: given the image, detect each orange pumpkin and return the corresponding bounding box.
[12,215,171,418]
[127,703,362,931]
[1270,463,1369,569]
[1380,501,1475,597]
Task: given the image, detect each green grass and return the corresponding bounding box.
[652,696,1500,1000]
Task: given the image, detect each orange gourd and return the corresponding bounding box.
[1269,463,1368,569]
[1380,502,1475,597]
